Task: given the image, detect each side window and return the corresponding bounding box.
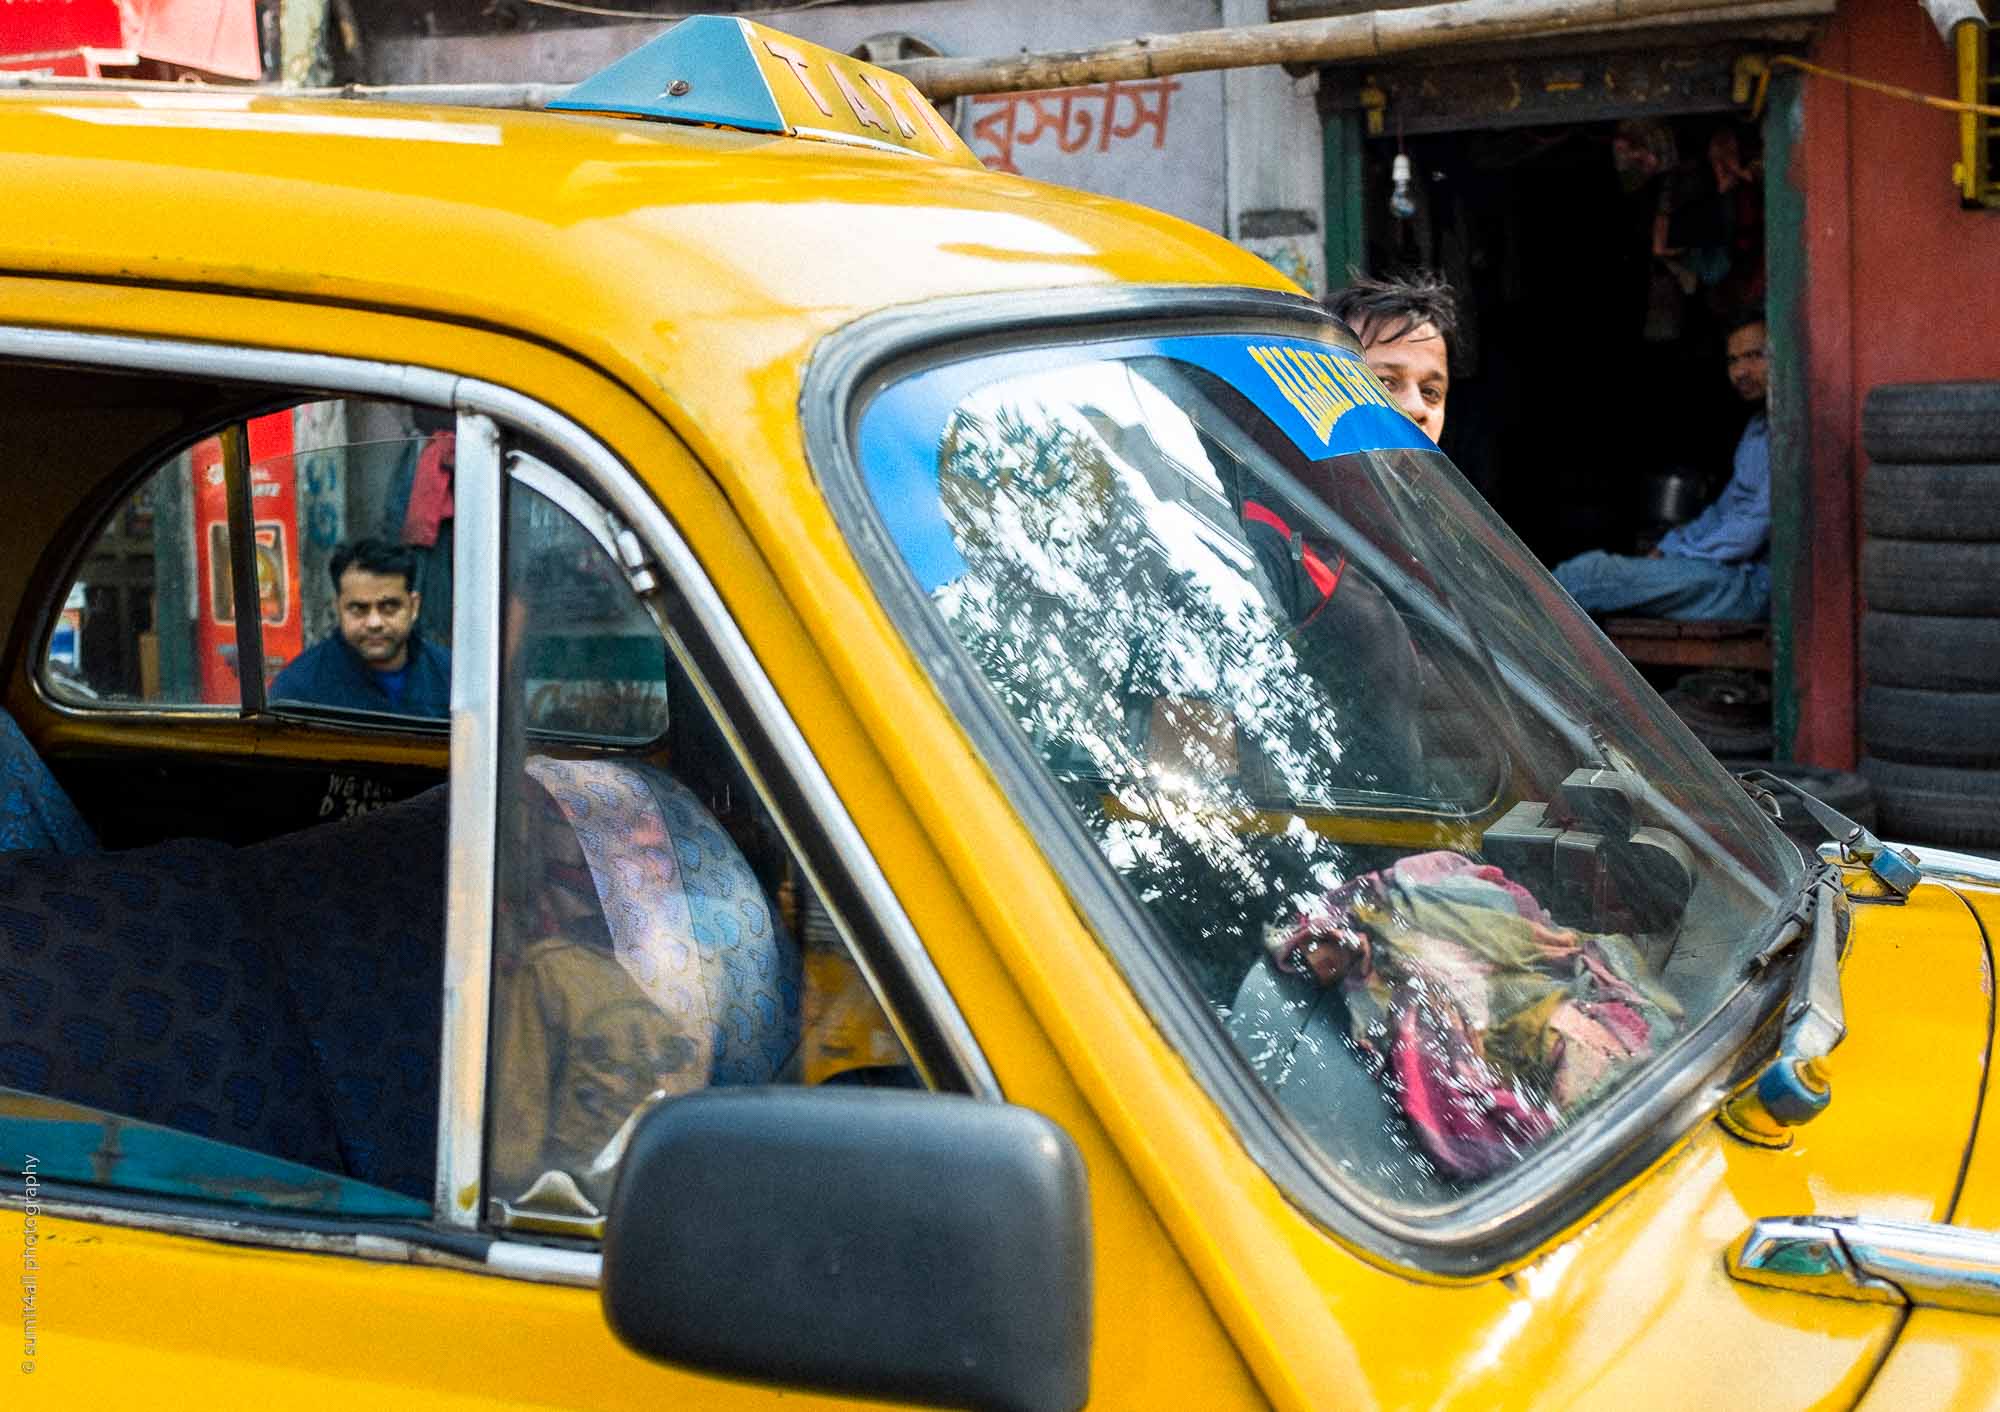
[6,381,457,1219]
[44,400,454,721]
[5,369,920,1250]
[485,468,916,1237]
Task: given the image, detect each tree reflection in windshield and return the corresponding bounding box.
[931,387,1394,1000]
[855,334,1811,1200]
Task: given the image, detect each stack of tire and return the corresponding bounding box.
[1662,670,1772,763]
[1860,382,2000,850]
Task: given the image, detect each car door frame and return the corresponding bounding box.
[0,317,997,1276]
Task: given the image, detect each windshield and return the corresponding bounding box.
[853,329,1803,1206]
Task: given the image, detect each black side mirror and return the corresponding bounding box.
[601,1087,1091,1412]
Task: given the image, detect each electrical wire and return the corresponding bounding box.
[1769,52,2000,119]
[510,0,856,21]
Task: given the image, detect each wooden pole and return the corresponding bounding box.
[0,0,1834,108]
[890,0,1824,99]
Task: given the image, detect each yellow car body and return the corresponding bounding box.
[0,21,1995,1411]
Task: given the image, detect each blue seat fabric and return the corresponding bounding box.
[0,840,348,1175]
[239,787,449,1199]
[0,708,95,855]
[0,754,802,1209]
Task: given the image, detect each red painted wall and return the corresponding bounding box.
[1796,0,2000,766]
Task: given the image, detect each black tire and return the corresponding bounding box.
[1862,685,2000,766]
[1864,382,2000,464]
[1863,463,2000,540]
[1672,670,1770,719]
[1861,539,2000,616]
[1860,756,2000,847]
[1673,716,1773,760]
[1862,612,2000,690]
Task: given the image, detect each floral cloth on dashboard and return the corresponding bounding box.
[1266,851,1682,1181]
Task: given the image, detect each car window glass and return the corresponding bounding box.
[8,379,458,1220]
[485,473,917,1240]
[45,400,452,716]
[506,456,670,742]
[853,334,1797,1208]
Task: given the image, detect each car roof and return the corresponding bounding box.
[0,91,1293,404]
[0,91,1299,672]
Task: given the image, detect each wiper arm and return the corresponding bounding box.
[1721,875,1846,1146]
[1737,768,1922,897]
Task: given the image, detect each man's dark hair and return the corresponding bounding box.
[1723,305,1767,339]
[1325,270,1458,354]
[329,538,419,594]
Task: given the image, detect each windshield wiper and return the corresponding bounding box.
[1737,768,1922,897]
[1721,874,1846,1145]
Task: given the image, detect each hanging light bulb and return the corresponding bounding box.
[1389,152,1417,220]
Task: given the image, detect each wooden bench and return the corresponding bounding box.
[1601,618,1772,672]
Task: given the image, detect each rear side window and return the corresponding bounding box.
[44,401,453,722]
[5,357,929,1255]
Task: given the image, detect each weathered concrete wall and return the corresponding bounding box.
[1792,0,2000,765]
[368,1,1258,242]
[1223,0,1326,293]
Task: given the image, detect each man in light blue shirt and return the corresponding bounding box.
[1554,312,1771,620]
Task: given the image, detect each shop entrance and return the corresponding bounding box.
[1356,112,1768,571]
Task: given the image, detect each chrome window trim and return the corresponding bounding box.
[507,450,625,563]
[0,323,998,1276]
[799,284,1796,1276]
[456,375,999,1100]
[2,1189,602,1289]
[437,409,504,1229]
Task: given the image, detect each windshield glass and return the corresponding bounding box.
[854,329,1803,1206]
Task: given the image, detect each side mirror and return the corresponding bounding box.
[601,1087,1091,1412]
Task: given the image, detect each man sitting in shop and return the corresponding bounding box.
[1552,311,1771,621]
[269,538,451,717]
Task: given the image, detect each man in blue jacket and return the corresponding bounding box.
[1553,311,1772,620]
[270,539,451,717]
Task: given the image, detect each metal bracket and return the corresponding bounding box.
[1358,82,1387,138]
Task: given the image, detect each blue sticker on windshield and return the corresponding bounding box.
[855,333,1432,592]
[1157,335,1434,460]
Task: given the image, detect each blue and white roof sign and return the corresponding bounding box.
[550,14,978,165]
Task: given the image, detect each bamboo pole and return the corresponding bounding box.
[0,0,1834,108]
[892,0,1827,99]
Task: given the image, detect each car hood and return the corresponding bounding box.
[1248,871,1994,1410]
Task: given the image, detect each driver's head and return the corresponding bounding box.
[1326,271,1457,444]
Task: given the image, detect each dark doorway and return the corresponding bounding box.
[1359,115,1767,568]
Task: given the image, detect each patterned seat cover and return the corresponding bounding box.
[1,757,796,1210]
[524,757,800,1087]
[0,840,347,1176]
[240,786,451,1200]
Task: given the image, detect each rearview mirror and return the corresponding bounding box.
[601,1087,1091,1412]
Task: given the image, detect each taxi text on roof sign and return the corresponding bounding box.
[549,14,980,167]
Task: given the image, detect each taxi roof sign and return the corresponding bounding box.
[550,15,980,167]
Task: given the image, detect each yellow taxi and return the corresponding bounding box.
[2,16,1998,1411]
